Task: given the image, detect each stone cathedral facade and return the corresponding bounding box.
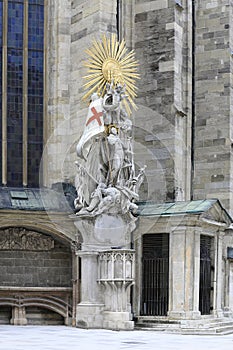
[1,0,233,333]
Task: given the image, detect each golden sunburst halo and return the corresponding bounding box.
[82,33,140,115]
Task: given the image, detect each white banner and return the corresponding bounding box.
[76,97,104,159]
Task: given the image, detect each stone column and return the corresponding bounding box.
[193,228,201,315]
[44,0,72,187]
[213,230,224,317]
[229,262,233,314]
[76,251,104,328]
[71,242,80,326]
[168,228,186,318]
[223,258,232,317]
[168,226,201,319]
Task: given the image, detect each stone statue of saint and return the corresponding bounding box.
[74,83,146,217]
[74,35,144,217]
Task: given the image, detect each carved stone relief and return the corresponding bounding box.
[0,227,54,251]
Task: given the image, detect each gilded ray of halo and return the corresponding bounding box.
[83,73,103,82]
[82,34,140,112]
[102,34,111,58]
[85,56,102,68]
[120,50,136,63]
[121,71,139,82]
[82,78,105,101]
[83,74,106,89]
[93,38,107,60]
[85,49,103,66]
[111,33,116,58]
[115,38,126,60]
[112,35,119,59]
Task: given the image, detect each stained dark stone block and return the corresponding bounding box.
[135,12,147,23]
[211,174,224,182]
[71,12,83,24]
[71,28,87,42]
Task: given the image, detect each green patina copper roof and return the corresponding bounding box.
[1,186,231,224]
[137,199,219,217]
[0,185,76,212]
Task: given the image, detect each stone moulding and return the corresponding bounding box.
[98,249,135,281]
[0,287,73,326]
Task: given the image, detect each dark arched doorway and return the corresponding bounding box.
[0,227,73,325]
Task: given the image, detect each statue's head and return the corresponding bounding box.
[91,92,99,101]
[115,83,124,94]
[110,127,117,135]
[98,182,107,190]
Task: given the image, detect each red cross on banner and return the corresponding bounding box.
[86,107,103,127]
[76,97,104,159]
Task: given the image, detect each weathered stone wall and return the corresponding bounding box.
[44,0,126,187]
[134,0,192,202]
[26,306,64,325]
[44,0,193,203]
[193,0,233,214]
[43,0,233,211]
[0,239,72,287]
[68,0,119,184]
[231,0,233,215]
[43,0,72,187]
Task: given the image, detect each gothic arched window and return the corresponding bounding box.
[0,0,45,188]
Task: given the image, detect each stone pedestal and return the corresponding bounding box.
[73,213,136,251]
[103,311,134,330]
[11,306,27,325]
[76,303,104,329]
[98,249,135,330]
[72,213,137,330]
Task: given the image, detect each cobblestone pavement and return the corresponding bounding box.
[0,326,233,350]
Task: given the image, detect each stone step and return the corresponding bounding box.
[203,321,233,328]
[136,322,180,329]
[181,325,233,335]
[135,318,233,335]
[135,325,233,335]
[135,317,181,325]
[134,326,182,333]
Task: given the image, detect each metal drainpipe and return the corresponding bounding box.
[190,0,196,200]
